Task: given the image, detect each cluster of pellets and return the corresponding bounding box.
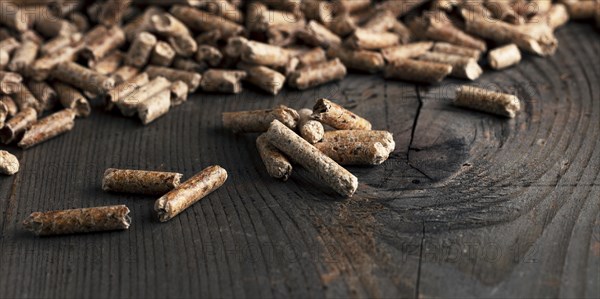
[22,165,228,236]
[223,98,395,197]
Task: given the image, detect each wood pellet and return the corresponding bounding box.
[454,85,521,118]
[102,168,183,196]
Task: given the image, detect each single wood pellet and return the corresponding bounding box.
[155,165,228,222]
[200,69,247,94]
[195,45,223,67]
[312,98,372,131]
[237,63,286,95]
[18,108,77,149]
[346,28,400,50]
[81,25,125,62]
[381,42,435,62]
[51,61,115,95]
[125,31,157,68]
[288,58,347,90]
[298,108,324,144]
[222,105,299,133]
[52,82,91,118]
[315,141,390,166]
[256,134,293,181]
[322,130,396,154]
[0,107,37,144]
[27,81,57,112]
[13,83,42,113]
[419,51,483,80]
[384,58,453,84]
[488,44,522,70]
[0,150,19,175]
[264,119,358,197]
[102,168,183,195]
[454,85,521,118]
[241,40,291,68]
[326,46,385,73]
[431,42,482,60]
[22,205,131,236]
[138,89,171,125]
[170,80,190,106]
[145,66,201,92]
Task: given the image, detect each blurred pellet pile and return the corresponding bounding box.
[0,0,597,152]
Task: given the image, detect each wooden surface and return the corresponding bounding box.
[0,22,599,298]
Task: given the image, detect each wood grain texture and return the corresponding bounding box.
[0,23,598,298]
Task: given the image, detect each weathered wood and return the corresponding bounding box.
[0,23,598,298]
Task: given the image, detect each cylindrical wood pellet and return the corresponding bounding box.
[323,130,396,154]
[169,80,189,106]
[89,51,123,75]
[346,29,400,50]
[18,108,77,149]
[241,40,291,68]
[111,65,140,84]
[488,44,522,70]
[0,107,37,144]
[200,69,247,94]
[117,76,171,116]
[102,168,183,195]
[236,63,285,95]
[326,46,384,73]
[409,13,487,51]
[51,61,115,95]
[28,81,58,112]
[195,45,223,67]
[223,105,299,133]
[145,66,201,92]
[170,5,244,38]
[81,25,126,62]
[150,41,176,66]
[137,89,171,125]
[381,42,434,62]
[52,82,91,117]
[296,47,327,68]
[98,0,132,26]
[256,134,292,181]
[431,42,482,60]
[8,40,39,74]
[313,98,372,130]
[384,58,453,84]
[315,141,390,166]
[151,13,197,57]
[454,85,521,118]
[419,52,483,80]
[298,20,342,49]
[13,83,42,113]
[288,58,347,90]
[31,43,83,81]
[0,150,19,175]
[105,72,149,110]
[125,31,157,68]
[173,58,208,73]
[155,165,228,222]
[39,33,82,56]
[0,95,17,117]
[264,120,358,197]
[0,71,23,94]
[22,205,131,236]
[298,108,324,144]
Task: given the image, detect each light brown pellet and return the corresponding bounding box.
[0,107,37,144]
[485,0,524,24]
[31,42,84,81]
[51,61,116,95]
[18,108,77,149]
[288,58,347,90]
[123,6,162,41]
[0,150,19,175]
[326,46,384,73]
[324,12,356,36]
[151,13,198,57]
[419,52,483,80]
[195,45,223,67]
[315,141,390,166]
[81,25,126,62]
[0,49,8,70]
[432,42,482,60]
[297,20,342,49]
[111,65,140,84]
[39,33,82,56]
[237,63,286,95]
[146,66,201,92]
[0,95,17,116]
[488,44,522,70]
[264,119,358,197]
[256,134,292,181]
[170,5,244,38]
[409,12,487,51]
[200,69,247,94]
[384,58,452,84]
[138,89,171,125]
[155,165,228,222]
[52,82,91,118]
[106,72,149,110]
[454,85,521,118]
[0,71,23,94]
[33,15,77,38]
[536,4,569,30]
[150,41,176,66]
[13,83,42,113]
[103,168,183,195]
[125,31,157,68]
[298,108,324,144]
[117,76,171,116]
[362,10,398,33]
[89,51,123,75]
[296,47,327,68]
[223,105,299,133]
[241,40,290,68]
[8,40,39,74]
[313,98,372,130]
[381,42,435,62]
[28,81,58,112]
[346,29,400,51]
[169,80,189,106]
[22,205,131,236]
[322,130,396,154]
[98,0,132,26]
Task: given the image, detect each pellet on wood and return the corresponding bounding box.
[297,20,342,49]
[431,42,482,60]
[39,33,82,56]
[288,58,347,90]
[22,205,131,236]
[52,82,91,117]
[8,40,38,74]
[155,165,228,222]
[0,71,23,94]
[102,168,182,195]
[223,105,299,133]
[298,108,324,144]
[381,42,435,62]
[296,47,327,68]
[117,76,171,116]
[98,0,132,26]
[195,45,223,67]
[346,29,400,51]
[454,85,521,118]
[111,65,140,84]
[264,119,358,197]
[488,44,522,70]
[315,141,390,166]
[51,61,115,95]
[137,88,171,125]
[419,51,483,80]
[145,66,201,92]
[0,107,37,144]
[150,41,176,66]
[408,13,487,51]
[0,95,17,116]
[200,69,246,94]
[81,25,126,62]
[256,134,292,181]
[322,130,396,154]
[18,108,77,149]
[237,63,286,95]
[125,32,156,68]
[240,40,291,68]
[151,13,198,57]
[170,5,244,38]
[0,150,19,175]
[169,80,189,106]
[28,81,58,112]
[13,83,42,113]
[172,57,208,73]
[312,98,372,130]
[89,51,123,75]
[384,58,453,84]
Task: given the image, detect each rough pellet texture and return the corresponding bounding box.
[264,120,358,197]
[346,29,400,50]
[0,150,19,175]
[409,13,487,51]
[195,45,223,67]
[381,42,434,62]
[125,31,157,68]
[155,165,228,222]
[146,66,201,92]
[150,13,197,57]
[0,95,17,116]
[256,134,292,181]
[22,205,131,236]
[111,65,140,84]
[315,141,390,166]
[288,58,346,90]
[8,40,39,74]
[432,42,482,59]
[53,82,91,117]
[237,63,285,95]
[298,108,324,144]
[222,106,299,133]
[18,108,77,149]
[137,89,171,125]
[488,44,522,70]
[313,98,372,130]
[150,41,176,66]
[323,130,396,154]
[170,5,244,38]
[419,52,482,80]
[241,40,291,68]
[454,85,521,118]
[384,58,452,84]
[200,69,247,94]
[0,107,37,144]
[51,61,115,95]
[169,80,189,106]
[13,83,42,113]
[98,0,132,26]
[296,47,327,68]
[117,76,171,116]
[327,46,385,73]
[102,168,183,195]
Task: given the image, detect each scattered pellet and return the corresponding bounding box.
[298,108,324,144]
[0,71,23,94]
[195,45,223,67]
[8,40,39,74]
[381,42,434,62]
[322,130,396,154]
[264,120,358,197]
[256,134,292,181]
[117,76,171,116]
[151,13,197,57]
[169,80,189,106]
[18,108,77,149]
[52,82,91,117]
[89,51,123,75]
[0,150,19,175]
[81,25,126,62]
[145,66,201,92]
[28,81,58,112]
[432,42,482,60]
[0,107,37,144]
[138,89,171,125]
[488,44,522,70]
[13,83,42,113]
[102,168,182,195]
[170,5,244,38]
[200,69,247,94]
[313,98,372,130]
[155,165,228,222]
[22,205,131,236]
[384,58,453,84]
[51,61,116,95]
[289,58,347,90]
[419,52,483,80]
[346,29,400,50]
[223,105,299,133]
[315,141,390,166]
[0,95,17,116]
[106,72,149,110]
[327,46,384,73]
[237,63,286,95]
[150,41,176,66]
[454,85,521,118]
[125,32,157,68]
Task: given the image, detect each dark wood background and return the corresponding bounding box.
[0,22,598,298]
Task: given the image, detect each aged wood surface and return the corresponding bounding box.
[0,23,599,298]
